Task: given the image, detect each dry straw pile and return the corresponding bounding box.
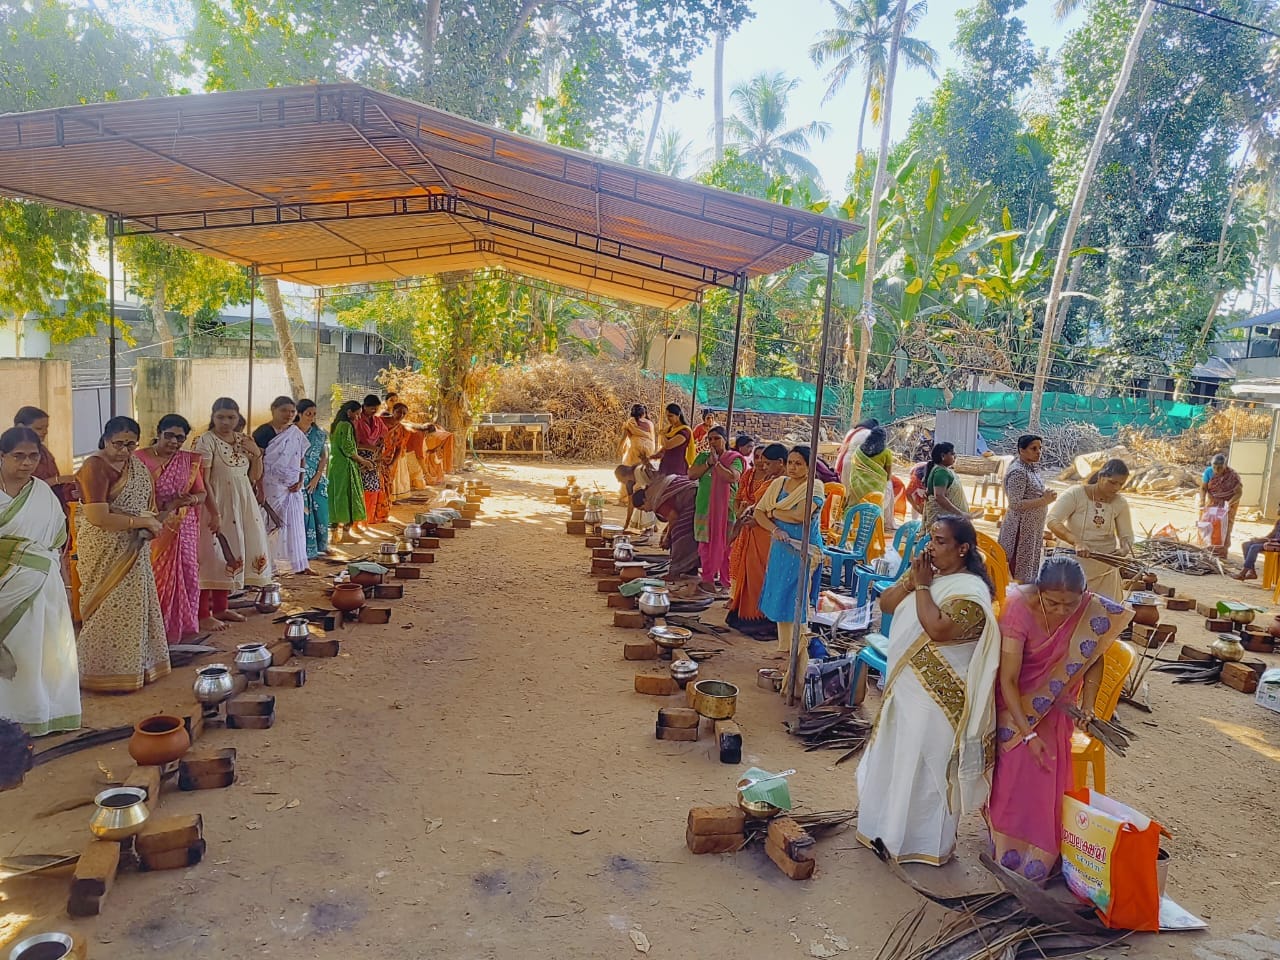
[489,357,691,462]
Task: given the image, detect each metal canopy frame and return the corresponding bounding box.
[0,84,849,707]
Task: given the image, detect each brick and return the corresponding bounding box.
[178,749,235,791]
[686,681,698,707]
[1205,618,1234,632]
[136,814,203,856]
[374,582,405,598]
[409,550,436,564]
[1180,643,1214,662]
[715,719,743,765]
[618,565,648,583]
[1195,601,1218,618]
[585,536,605,548]
[658,707,700,728]
[452,518,473,529]
[1164,597,1194,611]
[226,693,275,717]
[265,665,307,687]
[182,712,205,745]
[393,565,422,579]
[140,839,206,871]
[437,527,456,539]
[416,537,441,549]
[565,520,586,534]
[591,558,615,574]
[359,606,392,624]
[1151,583,1175,597]
[1222,661,1259,693]
[767,817,816,862]
[68,840,121,916]
[765,836,815,880]
[685,826,742,854]
[123,764,162,803]
[597,577,624,593]
[227,711,275,730]
[303,637,340,657]
[688,806,746,837]
[607,593,638,609]
[553,487,569,497]
[623,640,658,660]
[614,610,646,628]
[1132,623,1176,648]
[267,639,294,666]
[178,768,235,790]
[592,547,616,559]
[635,674,677,696]
[655,722,697,740]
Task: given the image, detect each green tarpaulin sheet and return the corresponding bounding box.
[665,375,1207,437]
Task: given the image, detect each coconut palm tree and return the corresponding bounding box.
[652,127,693,178]
[724,72,831,182]
[809,0,937,163]
[1028,0,1156,428]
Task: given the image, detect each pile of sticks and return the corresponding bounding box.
[1133,536,1223,575]
[784,706,872,764]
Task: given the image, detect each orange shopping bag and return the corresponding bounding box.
[1061,787,1165,931]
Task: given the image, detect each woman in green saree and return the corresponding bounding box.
[327,401,369,544]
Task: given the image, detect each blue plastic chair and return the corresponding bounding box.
[819,502,881,591]
[850,633,889,706]
[851,521,924,612]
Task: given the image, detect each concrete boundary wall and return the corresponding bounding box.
[0,358,73,468]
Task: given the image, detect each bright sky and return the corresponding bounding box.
[663,0,1085,192]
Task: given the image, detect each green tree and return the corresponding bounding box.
[724,72,831,183]
[0,0,172,341]
[809,0,938,164]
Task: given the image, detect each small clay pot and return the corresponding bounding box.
[1131,603,1160,627]
[331,582,366,613]
[127,715,190,766]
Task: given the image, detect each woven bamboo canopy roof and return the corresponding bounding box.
[0,84,847,308]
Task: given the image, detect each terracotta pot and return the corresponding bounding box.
[1131,603,1160,627]
[351,570,382,588]
[127,715,190,766]
[332,582,366,613]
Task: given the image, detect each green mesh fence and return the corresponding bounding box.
[664,375,1207,436]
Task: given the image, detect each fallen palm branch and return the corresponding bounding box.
[1064,705,1134,757]
[785,705,873,763]
[1132,535,1223,576]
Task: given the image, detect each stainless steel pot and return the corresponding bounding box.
[637,584,670,618]
[613,536,635,562]
[670,659,699,688]
[649,625,691,649]
[284,617,312,647]
[8,931,75,960]
[234,643,272,675]
[403,522,424,542]
[255,582,282,613]
[193,665,236,705]
[583,506,604,524]
[89,786,150,840]
[378,542,399,557]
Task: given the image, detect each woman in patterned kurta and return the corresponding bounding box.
[998,435,1058,583]
[194,398,273,632]
[75,417,171,693]
[354,395,388,526]
[297,400,330,558]
[135,415,206,644]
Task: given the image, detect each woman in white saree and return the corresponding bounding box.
[0,427,80,735]
[856,514,1001,866]
[255,397,311,576]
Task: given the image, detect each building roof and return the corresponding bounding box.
[0,84,847,309]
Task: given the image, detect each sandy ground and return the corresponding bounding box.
[2,461,1280,958]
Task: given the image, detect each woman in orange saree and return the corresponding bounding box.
[726,442,787,638]
[135,415,206,644]
[377,403,411,515]
[421,424,454,485]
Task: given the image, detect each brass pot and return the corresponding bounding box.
[1211,634,1246,662]
[736,778,782,819]
[691,679,738,720]
[89,786,150,840]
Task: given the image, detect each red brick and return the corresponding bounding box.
[265,665,307,687]
[635,674,677,696]
[597,577,624,593]
[685,826,742,854]
[613,610,646,629]
[136,814,203,856]
[767,817,815,862]
[765,836,815,879]
[658,707,700,729]
[623,640,658,660]
[687,806,746,837]
[139,839,206,871]
[655,723,698,741]
[607,593,638,609]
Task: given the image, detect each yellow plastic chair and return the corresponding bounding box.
[975,531,1011,615]
[861,492,887,561]
[1265,550,1280,595]
[1071,639,1137,793]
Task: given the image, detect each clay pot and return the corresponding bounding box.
[1269,615,1280,640]
[351,570,382,588]
[332,582,366,613]
[127,715,190,766]
[1131,603,1160,627]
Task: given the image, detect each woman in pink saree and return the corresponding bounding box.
[689,427,744,594]
[985,556,1133,883]
[135,415,206,644]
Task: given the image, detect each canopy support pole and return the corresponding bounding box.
[787,253,838,707]
[314,290,322,398]
[724,276,747,437]
[689,297,704,422]
[247,267,257,420]
[107,217,117,417]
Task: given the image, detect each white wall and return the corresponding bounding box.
[0,358,74,467]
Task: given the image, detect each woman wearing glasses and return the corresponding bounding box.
[74,416,170,693]
[135,415,207,644]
